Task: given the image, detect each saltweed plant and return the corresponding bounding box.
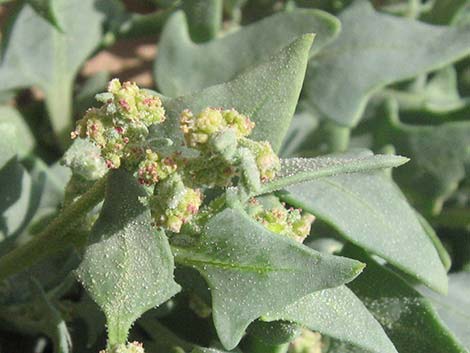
[0,1,469,353]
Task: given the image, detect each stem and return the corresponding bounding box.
[244,335,290,353]
[0,176,107,282]
[322,120,351,152]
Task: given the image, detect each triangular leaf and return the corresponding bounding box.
[160,34,314,152]
[172,208,364,349]
[77,170,181,346]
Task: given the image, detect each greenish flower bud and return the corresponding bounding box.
[149,174,202,233]
[100,341,145,353]
[180,108,255,148]
[181,108,227,147]
[221,109,255,137]
[252,204,315,242]
[62,139,107,180]
[137,149,177,186]
[107,79,165,126]
[239,138,280,182]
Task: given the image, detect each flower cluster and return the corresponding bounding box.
[180,107,280,188]
[69,80,286,234]
[148,174,203,233]
[248,198,315,243]
[180,107,254,147]
[71,79,166,170]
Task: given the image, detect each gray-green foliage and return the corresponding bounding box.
[0,0,107,141]
[264,285,397,353]
[159,34,313,152]
[172,208,364,349]
[341,245,468,353]
[0,0,469,352]
[303,0,470,127]
[420,272,470,350]
[280,161,448,294]
[77,170,180,346]
[155,8,340,96]
[374,99,470,215]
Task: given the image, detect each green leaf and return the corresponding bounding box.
[279,165,448,294]
[419,272,470,350]
[374,99,470,215]
[0,0,107,142]
[161,35,314,152]
[416,212,452,271]
[256,153,408,196]
[381,67,470,114]
[0,122,20,169]
[0,158,34,249]
[77,170,181,346]
[0,106,35,157]
[304,0,470,127]
[155,9,340,96]
[28,0,62,30]
[264,286,397,353]
[172,208,364,350]
[340,244,468,353]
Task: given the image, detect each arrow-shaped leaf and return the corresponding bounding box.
[172,208,364,349]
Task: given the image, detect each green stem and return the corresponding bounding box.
[245,335,290,353]
[0,176,107,282]
[322,120,351,152]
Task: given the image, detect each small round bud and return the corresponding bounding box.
[222,109,255,137]
[254,141,280,182]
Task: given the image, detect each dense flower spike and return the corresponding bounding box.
[249,198,315,243]
[71,79,166,170]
